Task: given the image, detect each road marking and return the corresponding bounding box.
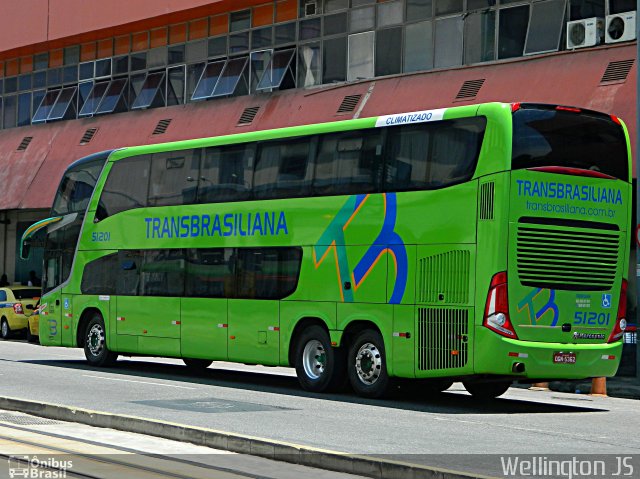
[82,375,196,390]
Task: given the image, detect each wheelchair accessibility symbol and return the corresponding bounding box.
[602,294,612,309]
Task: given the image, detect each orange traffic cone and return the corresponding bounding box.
[590,377,607,396]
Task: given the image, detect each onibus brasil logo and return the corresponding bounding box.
[8,455,73,478]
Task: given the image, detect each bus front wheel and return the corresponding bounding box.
[83,313,118,367]
[348,329,389,399]
[183,359,213,371]
[463,380,512,400]
[295,325,346,393]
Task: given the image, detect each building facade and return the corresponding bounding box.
[0,0,636,372]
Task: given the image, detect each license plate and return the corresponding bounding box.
[553,352,576,364]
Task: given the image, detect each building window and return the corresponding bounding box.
[434,15,464,69]
[523,0,567,55]
[498,6,530,60]
[404,21,434,73]
[347,31,375,81]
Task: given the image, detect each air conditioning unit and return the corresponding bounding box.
[304,0,320,16]
[566,18,604,49]
[605,11,637,43]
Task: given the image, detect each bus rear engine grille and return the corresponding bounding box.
[516,224,620,291]
[417,308,469,371]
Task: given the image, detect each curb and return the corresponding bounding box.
[0,396,496,479]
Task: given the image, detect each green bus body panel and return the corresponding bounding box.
[507,170,631,345]
[181,298,228,361]
[36,102,632,383]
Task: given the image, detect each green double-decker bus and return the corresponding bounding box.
[22,102,631,399]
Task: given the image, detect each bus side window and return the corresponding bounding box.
[313,129,382,196]
[97,156,151,220]
[185,248,235,298]
[384,118,486,191]
[117,251,143,296]
[198,145,253,203]
[141,249,185,296]
[148,149,200,207]
[235,247,302,299]
[81,253,118,295]
[254,138,312,199]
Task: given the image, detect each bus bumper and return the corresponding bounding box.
[473,328,623,379]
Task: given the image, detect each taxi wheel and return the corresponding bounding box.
[0,318,11,340]
[26,321,36,343]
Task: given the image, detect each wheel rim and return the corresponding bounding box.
[302,339,326,380]
[1,321,7,337]
[355,342,382,386]
[87,323,105,357]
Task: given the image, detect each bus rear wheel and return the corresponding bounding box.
[295,325,346,393]
[83,313,118,367]
[348,329,389,399]
[463,380,512,400]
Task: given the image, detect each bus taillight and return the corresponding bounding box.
[483,272,518,339]
[608,279,628,343]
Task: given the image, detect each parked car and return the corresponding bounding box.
[0,286,41,339]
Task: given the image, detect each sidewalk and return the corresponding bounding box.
[546,376,640,400]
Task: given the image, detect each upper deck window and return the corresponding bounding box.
[512,107,628,181]
[52,158,106,215]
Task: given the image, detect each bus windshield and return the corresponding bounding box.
[52,158,106,215]
[511,106,628,181]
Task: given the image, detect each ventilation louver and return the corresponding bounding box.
[337,94,362,114]
[80,128,98,145]
[479,181,495,220]
[455,79,485,100]
[516,220,620,291]
[17,137,33,151]
[152,119,172,135]
[417,308,469,371]
[600,59,634,83]
[418,250,470,304]
[238,106,260,125]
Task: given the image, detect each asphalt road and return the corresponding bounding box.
[1,339,639,477]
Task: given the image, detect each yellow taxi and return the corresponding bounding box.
[0,286,40,340]
[27,301,40,343]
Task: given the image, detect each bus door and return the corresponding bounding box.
[180,248,230,361]
[227,249,282,365]
[39,227,69,346]
[115,250,181,356]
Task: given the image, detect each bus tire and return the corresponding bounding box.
[83,313,118,367]
[348,329,389,399]
[295,325,346,393]
[463,380,512,400]
[1,318,11,339]
[183,359,213,371]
